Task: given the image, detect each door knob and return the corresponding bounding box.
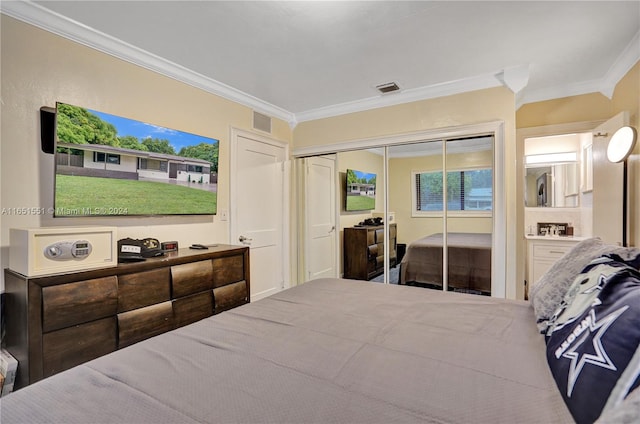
[239,235,252,243]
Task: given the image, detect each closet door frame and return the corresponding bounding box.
[293,121,507,298]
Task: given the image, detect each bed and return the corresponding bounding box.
[2,238,640,424]
[399,232,491,294]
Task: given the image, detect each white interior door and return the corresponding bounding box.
[232,131,287,301]
[304,156,337,281]
[592,112,629,246]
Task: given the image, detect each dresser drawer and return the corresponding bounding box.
[118,268,171,312]
[42,317,117,378]
[368,244,378,259]
[366,230,375,246]
[171,260,213,297]
[118,301,174,348]
[173,291,214,328]
[42,276,118,332]
[212,255,245,288]
[214,281,247,313]
[532,243,574,260]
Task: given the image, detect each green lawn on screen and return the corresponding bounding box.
[55,175,217,215]
[346,195,375,211]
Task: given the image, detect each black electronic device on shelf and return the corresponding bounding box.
[117,237,164,262]
[359,217,383,226]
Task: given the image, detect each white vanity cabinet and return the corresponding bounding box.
[526,236,584,292]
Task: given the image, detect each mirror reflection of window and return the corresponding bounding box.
[415,169,492,212]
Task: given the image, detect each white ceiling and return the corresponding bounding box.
[3,1,640,126]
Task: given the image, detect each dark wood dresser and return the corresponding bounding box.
[343,224,397,280]
[4,244,249,390]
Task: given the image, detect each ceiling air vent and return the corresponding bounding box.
[253,111,272,133]
[376,82,401,94]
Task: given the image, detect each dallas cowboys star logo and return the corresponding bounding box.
[562,305,629,397]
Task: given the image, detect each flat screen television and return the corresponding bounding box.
[54,102,219,217]
[345,169,376,211]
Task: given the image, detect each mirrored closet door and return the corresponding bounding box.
[295,125,501,296]
[386,136,493,294]
[388,141,444,286]
[442,136,493,295]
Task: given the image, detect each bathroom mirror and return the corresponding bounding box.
[525,163,579,207]
[524,133,584,208]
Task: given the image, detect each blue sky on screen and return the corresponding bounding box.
[354,170,376,182]
[90,109,218,152]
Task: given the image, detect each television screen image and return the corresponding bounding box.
[54,102,219,217]
[345,169,376,211]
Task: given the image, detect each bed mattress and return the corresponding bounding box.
[1,278,571,423]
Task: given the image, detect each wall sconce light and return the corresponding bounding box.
[606,125,637,246]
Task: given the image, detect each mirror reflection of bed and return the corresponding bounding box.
[397,232,491,295]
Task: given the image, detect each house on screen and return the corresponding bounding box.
[347,182,376,198]
[55,142,213,184]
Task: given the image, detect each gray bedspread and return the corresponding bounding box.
[1,278,572,423]
[400,232,492,293]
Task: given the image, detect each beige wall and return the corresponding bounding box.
[516,93,614,129]
[517,61,639,246]
[0,16,293,290]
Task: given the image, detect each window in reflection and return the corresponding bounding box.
[414,169,492,212]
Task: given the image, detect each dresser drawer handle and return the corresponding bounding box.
[549,250,566,254]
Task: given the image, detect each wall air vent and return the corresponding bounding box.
[375,82,401,94]
[253,111,272,133]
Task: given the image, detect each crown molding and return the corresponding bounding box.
[294,72,504,123]
[3,1,638,125]
[500,64,530,94]
[517,78,605,107]
[599,30,640,99]
[0,0,295,124]
[517,30,640,107]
